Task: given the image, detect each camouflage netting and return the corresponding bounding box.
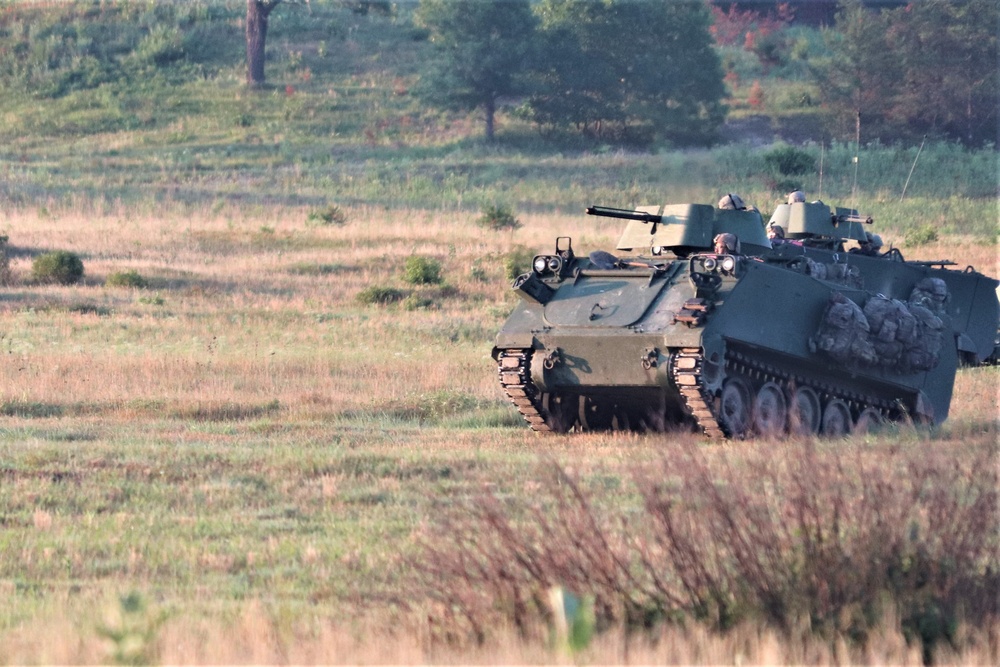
[812,282,948,373]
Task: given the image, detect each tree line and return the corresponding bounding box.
[1,0,996,148]
[255,0,997,147]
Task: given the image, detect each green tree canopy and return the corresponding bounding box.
[527,0,726,145]
[414,0,537,141]
[815,0,997,146]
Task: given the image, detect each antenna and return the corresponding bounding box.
[899,135,926,203]
[851,111,860,211]
[818,142,824,200]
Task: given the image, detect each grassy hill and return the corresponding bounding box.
[0,1,996,235]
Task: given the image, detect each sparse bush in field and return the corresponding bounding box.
[905,224,938,246]
[763,143,816,176]
[97,590,164,666]
[403,294,435,310]
[403,255,442,285]
[357,285,405,305]
[412,439,999,658]
[469,258,490,282]
[503,247,536,282]
[307,205,348,226]
[0,235,13,286]
[32,251,84,285]
[106,270,148,288]
[476,204,521,231]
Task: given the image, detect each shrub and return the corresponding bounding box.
[356,285,405,305]
[0,235,13,286]
[503,247,535,281]
[32,251,84,285]
[403,294,436,310]
[306,205,348,226]
[763,143,815,176]
[106,270,148,289]
[476,204,521,231]
[403,256,442,285]
[905,224,939,247]
[412,439,999,657]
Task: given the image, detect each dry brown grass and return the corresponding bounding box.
[0,203,996,664]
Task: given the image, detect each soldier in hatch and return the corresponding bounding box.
[851,232,883,257]
[717,193,748,210]
[713,232,741,255]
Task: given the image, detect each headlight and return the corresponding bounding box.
[651,246,663,256]
[533,256,548,273]
[547,257,562,272]
[702,257,717,271]
[721,256,736,272]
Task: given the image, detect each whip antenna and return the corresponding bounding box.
[899,135,926,203]
[851,110,860,211]
[818,142,824,200]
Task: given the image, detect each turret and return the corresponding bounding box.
[586,203,770,256]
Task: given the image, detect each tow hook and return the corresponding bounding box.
[641,347,659,370]
[543,348,562,370]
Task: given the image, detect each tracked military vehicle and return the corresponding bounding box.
[492,200,999,438]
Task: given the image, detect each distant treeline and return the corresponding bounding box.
[0,0,995,147]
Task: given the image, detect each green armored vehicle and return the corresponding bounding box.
[492,200,999,438]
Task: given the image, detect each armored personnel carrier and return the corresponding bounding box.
[492,200,999,438]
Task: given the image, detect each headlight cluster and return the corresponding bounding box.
[533,255,563,275]
[698,254,738,275]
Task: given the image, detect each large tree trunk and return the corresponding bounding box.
[246,0,280,87]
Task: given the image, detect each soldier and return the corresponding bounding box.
[787,190,806,204]
[713,232,741,255]
[767,223,785,241]
[851,232,883,257]
[717,193,747,210]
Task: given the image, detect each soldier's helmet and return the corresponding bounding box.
[718,193,745,210]
[787,190,806,204]
[713,232,741,255]
[870,234,883,250]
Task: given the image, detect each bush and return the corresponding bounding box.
[403,256,442,285]
[905,224,939,247]
[106,270,148,288]
[476,204,521,231]
[306,205,348,226]
[356,285,405,305]
[32,251,84,285]
[503,247,536,281]
[0,235,13,286]
[763,143,816,176]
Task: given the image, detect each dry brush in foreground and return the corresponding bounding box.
[412,436,999,664]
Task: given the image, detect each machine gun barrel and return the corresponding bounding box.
[838,213,874,225]
[586,206,662,224]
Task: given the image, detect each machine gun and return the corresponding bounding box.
[586,206,663,234]
[586,206,662,224]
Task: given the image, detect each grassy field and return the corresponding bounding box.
[0,196,996,664]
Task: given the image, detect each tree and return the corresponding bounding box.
[246,0,282,87]
[887,0,997,146]
[528,0,727,145]
[813,0,901,142]
[813,0,997,146]
[414,0,537,140]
